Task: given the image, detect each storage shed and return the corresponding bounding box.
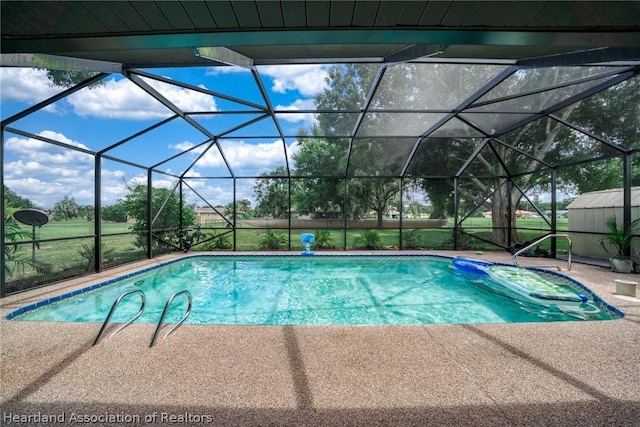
[567,187,640,259]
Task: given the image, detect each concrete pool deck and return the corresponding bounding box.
[1,251,639,426]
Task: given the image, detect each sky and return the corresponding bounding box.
[1,64,332,210]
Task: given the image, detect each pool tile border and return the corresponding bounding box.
[5,253,623,321]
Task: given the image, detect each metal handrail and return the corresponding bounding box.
[150,290,192,347]
[93,289,146,346]
[512,233,572,271]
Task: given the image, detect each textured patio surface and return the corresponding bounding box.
[2,251,639,426]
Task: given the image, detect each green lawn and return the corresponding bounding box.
[4,217,571,293]
[15,219,131,240]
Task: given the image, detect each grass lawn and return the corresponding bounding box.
[5,217,571,292]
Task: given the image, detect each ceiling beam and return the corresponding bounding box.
[518,47,640,67]
[0,53,121,73]
[4,29,640,56]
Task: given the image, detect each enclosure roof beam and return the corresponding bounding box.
[402,65,519,177]
[344,65,388,178]
[126,71,236,178]
[493,68,640,137]
[0,73,108,127]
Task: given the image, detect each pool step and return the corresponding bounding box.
[92,289,192,347]
[150,290,192,347]
[92,289,146,346]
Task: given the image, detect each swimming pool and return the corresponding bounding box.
[7,255,620,325]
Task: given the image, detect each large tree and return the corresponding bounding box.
[253,167,292,219]
[121,184,196,251]
[101,202,128,223]
[52,196,80,221]
[410,66,639,246]
[294,64,404,227]
[555,76,640,192]
[481,73,640,245]
[3,186,39,217]
[264,64,636,246]
[224,199,253,218]
[291,137,348,218]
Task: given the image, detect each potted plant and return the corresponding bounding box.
[601,216,640,273]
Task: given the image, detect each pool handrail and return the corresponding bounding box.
[93,289,146,346]
[512,233,572,271]
[150,290,192,347]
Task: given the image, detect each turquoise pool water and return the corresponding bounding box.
[8,255,619,325]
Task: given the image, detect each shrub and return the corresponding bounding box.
[402,229,422,249]
[78,243,114,271]
[313,230,336,249]
[352,230,382,249]
[196,232,233,250]
[4,216,50,277]
[258,229,288,250]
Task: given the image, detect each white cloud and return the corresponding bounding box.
[0,70,218,120]
[5,160,137,209]
[169,141,207,154]
[190,139,291,173]
[258,65,329,97]
[66,77,217,120]
[181,177,260,207]
[205,64,325,129]
[204,65,251,76]
[275,98,318,125]
[0,68,61,103]
[207,64,329,97]
[3,131,117,208]
[4,131,92,166]
[181,178,236,206]
[100,169,129,204]
[4,160,82,179]
[150,178,177,190]
[143,78,217,113]
[221,140,286,170]
[3,135,295,209]
[124,175,148,189]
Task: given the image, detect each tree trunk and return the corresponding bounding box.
[376,210,384,228]
[489,182,519,247]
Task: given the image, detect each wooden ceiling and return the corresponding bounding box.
[2,1,640,68]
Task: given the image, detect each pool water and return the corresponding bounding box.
[9,255,618,325]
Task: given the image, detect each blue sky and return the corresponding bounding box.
[1,64,331,209]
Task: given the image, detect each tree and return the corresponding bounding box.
[409,138,476,219]
[3,216,50,278]
[121,185,196,251]
[102,203,128,222]
[348,177,400,225]
[481,73,640,245]
[291,138,348,218]
[44,69,105,89]
[78,205,94,221]
[3,187,49,279]
[52,196,79,221]
[223,199,253,218]
[555,77,640,192]
[253,167,291,218]
[3,186,39,216]
[238,198,252,215]
[4,216,30,277]
[294,64,403,227]
[410,66,639,246]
